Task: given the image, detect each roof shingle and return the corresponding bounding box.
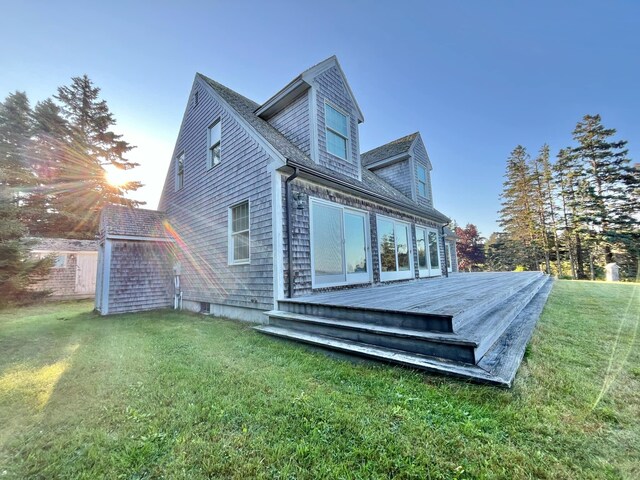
[100,205,169,239]
[361,133,418,166]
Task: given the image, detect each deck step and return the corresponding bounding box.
[266,310,477,363]
[277,300,453,333]
[254,325,508,386]
[463,274,550,361]
[477,277,554,386]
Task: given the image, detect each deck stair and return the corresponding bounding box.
[254,272,554,386]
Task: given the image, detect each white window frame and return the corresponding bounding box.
[309,197,372,289]
[377,215,414,282]
[175,151,185,191]
[228,200,250,265]
[417,164,427,198]
[416,225,442,278]
[324,102,350,161]
[446,241,454,273]
[207,119,221,169]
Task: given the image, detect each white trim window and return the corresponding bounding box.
[229,201,250,264]
[310,198,371,288]
[175,151,184,191]
[324,103,349,160]
[377,216,413,281]
[416,226,442,277]
[417,164,427,198]
[207,119,221,169]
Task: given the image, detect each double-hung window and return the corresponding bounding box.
[207,119,221,169]
[325,103,349,160]
[175,152,184,190]
[229,201,250,264]
[417,164,427,198]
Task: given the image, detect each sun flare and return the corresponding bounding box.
[104,166,129,187]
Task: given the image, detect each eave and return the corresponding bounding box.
[255,77,311,120]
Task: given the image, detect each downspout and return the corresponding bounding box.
[284,165,299,298]
[441,222,450,278]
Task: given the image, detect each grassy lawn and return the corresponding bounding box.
[0,281,638,479]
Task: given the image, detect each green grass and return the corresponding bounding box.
[0,280,638,479]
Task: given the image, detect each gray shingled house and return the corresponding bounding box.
[97,56,552,385]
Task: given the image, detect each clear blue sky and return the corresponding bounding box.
[1,0,638,237]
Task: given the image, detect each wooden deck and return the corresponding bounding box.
[256,272,554,387]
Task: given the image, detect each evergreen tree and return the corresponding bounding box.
[571,114,639,266]
[52,75,142,237]
[498,145,539,269]
[0,92,51,304]
[485,232,520,272]
[530,145,552,273]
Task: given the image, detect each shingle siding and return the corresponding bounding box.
[283,178,444,297]
[370,160,413,198]
[108,240,174,314]
[267,91,311,156]
[411,137,434,208]
[158,78,275,311]
[314,66,360,179]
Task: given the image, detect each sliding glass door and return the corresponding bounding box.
[378,217,413,281]
[311,200,370,287]
[416,226,442,277]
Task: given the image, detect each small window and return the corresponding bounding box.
[417,164,427,198]
[229,201,250,264]
[175,152,184,190]
[207,120,221,169]
[192,91,199,108]
[53,254,66,268]
[325,103,348,160]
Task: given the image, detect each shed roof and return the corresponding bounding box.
[30,237,98,252]
[100,205,170,239]
[199,75,449,224]
[361,133,418,167]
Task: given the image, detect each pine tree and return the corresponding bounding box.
[52,75,142,237]
[498,145,539,269]
[0,92,51,304]
[571,114,639,266]
[530,145,552,273]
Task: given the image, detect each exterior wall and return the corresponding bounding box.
[107,240,174,314]
[313,66,361,179]
[267,91,311,157]
[369,160,413,198]
[158,78,275,312]
[411,138,434,208]
[31,252,97,298]
[283,178,445,297]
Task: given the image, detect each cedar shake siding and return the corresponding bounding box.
[283,178,447,297]
[158,77,275,312]
[107,241,174,314]
[369,160,413,198]
[314,66,361,180]
[267,91,311,157]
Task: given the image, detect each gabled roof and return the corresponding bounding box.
[29,237,98,252]
[198,73,449,224]
[361,132,418,167]
[255,56,365,123]
[100,205,170,239]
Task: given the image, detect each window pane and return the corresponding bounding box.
[429,231,440,269]
[344,212,367,274]
[54,255,66,268]
[326,130,347,159]
[232,202,249,233]
[378,219,396,272]
[212,143,221,165]
[210,121,221,144]
[418,181,426,197]
[234,231,249,261]
[417,229,427,269]
[396,225,410,271]
[417,165,427,183]
[312,203,344,278]
[446,243,452,269]
[325,104,348,137]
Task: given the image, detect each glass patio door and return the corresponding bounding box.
[311,200,370,287]
[416,226,442,277]
[378,217,413,281]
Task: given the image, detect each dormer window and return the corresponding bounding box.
[417,164,427,197]
[207,119,221,169]
[325,103,348,160]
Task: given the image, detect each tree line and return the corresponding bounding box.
[0,76,141,302]
[490,114,638,280]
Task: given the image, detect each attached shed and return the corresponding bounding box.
[31,238,99,299]
[96,205,176,315]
